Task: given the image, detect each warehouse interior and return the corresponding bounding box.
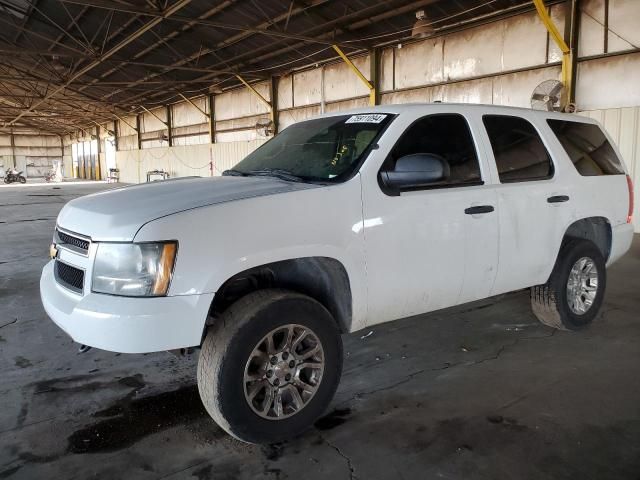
[1,0,640,478]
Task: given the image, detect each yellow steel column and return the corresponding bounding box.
[332,45,376,106]
[533,0,573,106]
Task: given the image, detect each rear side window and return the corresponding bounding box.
[483,115,553,183]
[547,120,624,176]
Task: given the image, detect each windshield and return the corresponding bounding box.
[229,113,393,182]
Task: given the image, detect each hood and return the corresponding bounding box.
[57,176,318,241]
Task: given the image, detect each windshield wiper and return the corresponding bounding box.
[222,169,247,177]
[246,168,306,183]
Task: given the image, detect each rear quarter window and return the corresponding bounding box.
[547,120,625,176]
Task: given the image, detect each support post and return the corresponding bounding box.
[113,119,119,152]
[568,0,580,106]
[10,129,16,168]
[95,125,102,180]
[136,114,142,150]
[208,94,215,143]
[332,45,375,106]
[369,47,381,106]
[166,105,173,147]
[269,76,279,134]
[532,0,574,109]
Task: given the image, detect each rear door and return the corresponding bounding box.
[477,113,573,294]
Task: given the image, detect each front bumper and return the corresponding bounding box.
[40,260,214,353]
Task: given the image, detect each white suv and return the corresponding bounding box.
[41,104,635,443]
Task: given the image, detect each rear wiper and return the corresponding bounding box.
[246,168,306,183]
[222,169,247,177]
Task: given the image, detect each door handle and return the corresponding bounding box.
[547,195,570,203]
[465,205,495,215]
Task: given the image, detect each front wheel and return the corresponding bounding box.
[531,238,606,330]
[197,289,343,444]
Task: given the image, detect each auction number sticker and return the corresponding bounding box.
[345,114,387,124]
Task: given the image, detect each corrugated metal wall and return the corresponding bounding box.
[581,107,640,232]
[115,139,266,183]
[0,134,62,178]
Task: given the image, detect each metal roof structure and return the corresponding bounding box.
[0,0,540,134]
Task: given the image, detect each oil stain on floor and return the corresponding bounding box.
[67,384,216,454]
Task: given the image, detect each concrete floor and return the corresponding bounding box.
[1,182,639,480]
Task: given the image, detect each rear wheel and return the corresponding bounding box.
[197,289,343,444]
[531,239,606,330]
[19,175,26,184]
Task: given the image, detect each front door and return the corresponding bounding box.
[361,112,499,326]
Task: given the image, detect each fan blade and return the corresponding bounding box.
[548,82,564,98]
[532,93,547,101]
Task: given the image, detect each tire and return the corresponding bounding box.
[197,289,343,444]
[19,176,26,184]
[531,238,606,330]
[3,176,9,184]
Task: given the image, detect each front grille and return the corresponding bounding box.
[54,260,85,294]
[55,229,89,254]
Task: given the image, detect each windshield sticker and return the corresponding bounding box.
[345,114,387,124]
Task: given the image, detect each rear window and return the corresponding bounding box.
[547,120,625,176]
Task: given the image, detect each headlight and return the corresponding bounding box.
[92,242,177,297]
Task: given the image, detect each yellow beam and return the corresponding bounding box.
[140,105,168,126]
[533,0,573,105]
[236,75,271,108]
[113,113,137,132]
[178,93,210,118]
[332,45,375,106]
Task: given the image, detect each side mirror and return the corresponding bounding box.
[380,153,449,191]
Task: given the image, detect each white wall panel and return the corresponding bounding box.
[492,66,561,107]
[502,12,548,70]
[607,0,640,53]
[381,87,432,104]
[215,82,270,120]
[115,140,266,183]
[118,115,137,136]
[324,97,368,113]
[432,77,493,104]
[278,105,322,130]
[380,47,394,91]
[394,38,444,89]
[324,56,370,102]
[277,75,293,110]
[443,23,504,80]
[579,0,605,57]
[211,139,266,174]
[293,68,322,106]
[172,97,207,127]
[576,53,640,110]
[141,107,167,133]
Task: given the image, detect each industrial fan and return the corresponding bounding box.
[530,79,566,112]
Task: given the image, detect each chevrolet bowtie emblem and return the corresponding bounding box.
[49,243,58,260]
